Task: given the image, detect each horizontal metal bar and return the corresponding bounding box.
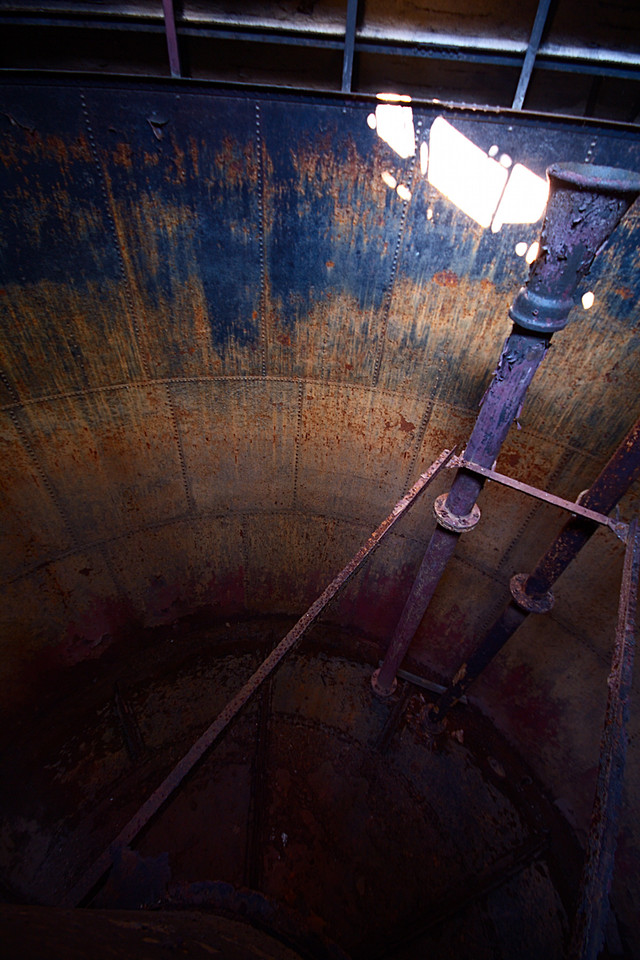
[451,457,628,539]
[2,14,639,81]
[394,666,468,703]
[58,446,456,909]
[534,56,640,81]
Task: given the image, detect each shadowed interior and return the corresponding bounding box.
[1,78,640,957]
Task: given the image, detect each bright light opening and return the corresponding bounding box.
[420,141,429,176]
[499,153,513,168]
[515,241,528,257]
[582,291,595,310]
[376,92,412,103]
[427,208,433,221]
[381,171,397,189]
[492,163,549,232]
[488,145,499,157]
[525,241,540,265]
[396,184,412,201]
[374,104,415,158]
[367,113,377,130]
[428,117,508,229]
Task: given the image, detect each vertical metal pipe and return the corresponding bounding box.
[568,518,640,960]
[373,163,640,697]
[429,415,640,720]
[373,330,550,696]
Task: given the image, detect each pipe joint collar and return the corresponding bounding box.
[434,494,481,533]
[510,573,554,613]
[509,287,572,333]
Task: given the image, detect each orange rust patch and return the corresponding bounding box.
[433,269,459,287]
[615,286,632,300]
[188,136,200,178]
[113,142,133,168]
[398,414,415,433]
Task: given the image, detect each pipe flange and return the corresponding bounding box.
[371,668,397,697]
[509,287,572,334]
[434,494,481,533]
[510,573,554,614]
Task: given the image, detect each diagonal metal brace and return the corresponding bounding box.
[58,446,457,908]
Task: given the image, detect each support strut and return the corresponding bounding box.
[373,162,640,697]
[429,415,640,721]
[568,518,640,960]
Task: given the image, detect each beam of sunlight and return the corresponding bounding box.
[428,117,508,229]
[374,104,416,159]
[420,142,429,176]
[525,241,540,264]
[376,92,412,103]
[582,291,595,310]
[492,163,549,232]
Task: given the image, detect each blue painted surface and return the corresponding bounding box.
[0,78,638,381]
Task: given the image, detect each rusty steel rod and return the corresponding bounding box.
[372,332,549,699]
[58,447,456,908]
[568,517,640,960]
[430,415,640,721]
[162,0,182,78]
[373,162,640,697]
[451,457,630,540]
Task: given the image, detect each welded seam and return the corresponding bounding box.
[496,445,578,576]
[7,407,79,552]
[166,382,196,514]
[98,543,127,597]
[403,399,435,491]
[548,611,611,668]
[292,379,304,507]
[372,188,409,388]
[0,376,614,464]
[80,92,151,381]
[3,499,435,589]
[239,514,250,605]
[472,446,580,637]
[455,553,511,588]
[255,103,268,378]
[0,366,21,406]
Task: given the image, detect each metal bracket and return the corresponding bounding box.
[448,457,629,541]
[434,493,481,533]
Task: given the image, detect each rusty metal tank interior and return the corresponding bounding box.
[1,2,640,959]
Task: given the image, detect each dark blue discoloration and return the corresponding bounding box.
[0,88,121,287]
[0,79,638,393]
[261,100,407,328]
[84,90,263,355]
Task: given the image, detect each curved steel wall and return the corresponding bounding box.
[1,76,640,944]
